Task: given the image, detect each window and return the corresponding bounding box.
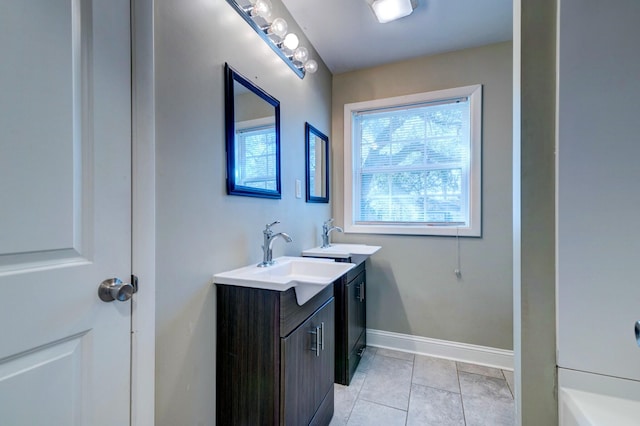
[344,85,482,236]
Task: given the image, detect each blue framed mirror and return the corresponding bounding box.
[225,63,281,199]
[305,122,329,203]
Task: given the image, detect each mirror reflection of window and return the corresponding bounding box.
[312,135,326,196]
[305,122,329,203]
[235,118,276,190]
[309,136,316,193]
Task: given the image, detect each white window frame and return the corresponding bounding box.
[343,84,482,237]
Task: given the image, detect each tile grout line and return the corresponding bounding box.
[410,381,464,396]
[404,354,417,426]
[501,369,515,399]
[356,396,411,414]
[456,362,469,426]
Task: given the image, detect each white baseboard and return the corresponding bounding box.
[366,329,514,370]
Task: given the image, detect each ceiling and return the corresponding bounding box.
[280,0,513,74]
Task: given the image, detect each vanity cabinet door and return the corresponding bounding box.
[315,299,335,409]
[281,322,315,426]
[347,270,366,380]
[282,298,334,425]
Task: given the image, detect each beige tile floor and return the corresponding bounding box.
[330,347,515,426]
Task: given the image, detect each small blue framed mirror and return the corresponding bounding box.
[225,63,281,199]
[305,122,329,203]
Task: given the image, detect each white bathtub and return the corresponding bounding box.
[559,368,640,426]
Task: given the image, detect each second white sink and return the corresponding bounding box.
[213,256,355,305]
[301,243,381,259]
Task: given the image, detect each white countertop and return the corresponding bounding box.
[301,243,381,259]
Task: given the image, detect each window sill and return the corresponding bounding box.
[344,223,481,237]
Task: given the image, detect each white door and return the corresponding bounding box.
[0,1,133,425]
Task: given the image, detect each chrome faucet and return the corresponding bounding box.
[258,221,292,267]
[321,218,343,248]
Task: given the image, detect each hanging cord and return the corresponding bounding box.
[454,227,462,278]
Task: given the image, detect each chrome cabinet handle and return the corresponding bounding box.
[98,277,135,302]
[309,326,321,356]
[359,282,365,302]
[315,326,321,356]
[320,322,325,351]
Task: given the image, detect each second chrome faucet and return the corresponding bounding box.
[321,218,343,248]
[258,221,292,267]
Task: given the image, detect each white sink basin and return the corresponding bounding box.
[301,244,381,259]
[213,256,355,305]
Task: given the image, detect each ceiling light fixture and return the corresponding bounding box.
[370,0,417,24]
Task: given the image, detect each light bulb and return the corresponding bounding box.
[269,17,288,39]
[282,33,299,51]
[293,46,309,65]
[252,0,272,19]
[304,59,318,74]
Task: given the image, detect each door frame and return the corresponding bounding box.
[131,0,155,425]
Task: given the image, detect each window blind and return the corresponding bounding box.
[352,98,471,225]
[236,125,277,190]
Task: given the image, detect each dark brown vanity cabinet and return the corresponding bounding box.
[299,254,368,386]
[282,299,335,426]
[216,283,335,426]
[333,256,367,386]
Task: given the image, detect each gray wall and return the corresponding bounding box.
[154,0,332,424]
[332,42,514,350]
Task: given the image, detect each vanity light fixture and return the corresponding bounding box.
[370,0,417,23]
[226,0,318,78]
